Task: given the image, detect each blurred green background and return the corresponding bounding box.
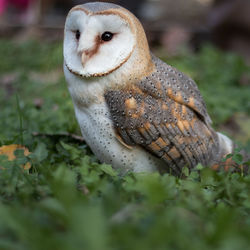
[0,0,250,250]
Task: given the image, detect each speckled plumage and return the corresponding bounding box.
[63,2,234,175]
[104,56,222,174]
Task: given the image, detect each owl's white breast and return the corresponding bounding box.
[74,102,167,174]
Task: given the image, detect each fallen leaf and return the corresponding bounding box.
[0,144,31,170]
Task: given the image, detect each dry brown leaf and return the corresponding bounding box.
[0,144,31,170]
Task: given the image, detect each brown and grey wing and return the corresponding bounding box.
[104,88,217,175]
[139,55,212,125]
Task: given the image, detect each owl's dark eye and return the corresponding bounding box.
[75,30,81,40]
[101,32,113,42]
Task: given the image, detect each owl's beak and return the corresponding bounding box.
[81,53,87,66]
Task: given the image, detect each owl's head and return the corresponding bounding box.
[64,2,152,78]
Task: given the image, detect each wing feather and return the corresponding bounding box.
[104,56,218,173]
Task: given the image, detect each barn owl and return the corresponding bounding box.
[63,2,234,175]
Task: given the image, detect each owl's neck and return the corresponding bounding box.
[107,46,155,85]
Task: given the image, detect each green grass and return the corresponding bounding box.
[0,39,250,250]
